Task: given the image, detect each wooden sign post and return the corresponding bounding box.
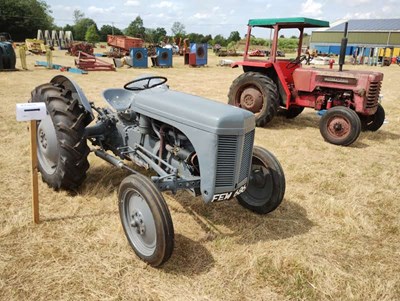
[30,120,40,223]
[16,102,47,224]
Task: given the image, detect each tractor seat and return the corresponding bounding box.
[103,88,135,111]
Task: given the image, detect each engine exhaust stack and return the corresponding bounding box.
[339,22,348,71]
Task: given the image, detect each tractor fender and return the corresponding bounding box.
[50,75,94,119]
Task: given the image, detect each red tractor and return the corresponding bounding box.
[228,17,385,146]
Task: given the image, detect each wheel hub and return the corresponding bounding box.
[130,210,146,235]
[328,117,350,138]
[37,115,60,174]
[240,87,263,113]
[250,169,266,188]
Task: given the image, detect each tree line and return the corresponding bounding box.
[0,0,300,50]
[0,0,242,45]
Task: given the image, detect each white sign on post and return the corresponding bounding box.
[16,102,47,122]
[16,102,47,224]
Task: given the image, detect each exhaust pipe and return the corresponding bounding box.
[339,22,348,71]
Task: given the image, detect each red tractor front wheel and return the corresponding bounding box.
[319,107,361,146]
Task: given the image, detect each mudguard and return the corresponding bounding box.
[50,75,94,120]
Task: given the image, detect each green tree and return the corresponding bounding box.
[278,38,298,51]
[126,16,145,38]
[201,34,212,44]
[99,25,123,41]
[171,22,186,36]
[73,9,85,24]
[145,27,166,43]
[187,33,205,43]
[0,0,54,41]
[228,31,240,43]
[213,34,227,47]
[85,24,100,43]
[74,18,97,41]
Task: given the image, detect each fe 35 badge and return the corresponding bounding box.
[211,184,247,202]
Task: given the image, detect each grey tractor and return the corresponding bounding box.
[31,75,286,266]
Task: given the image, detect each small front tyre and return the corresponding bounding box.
[319,106,361,146]
[237,146,285,214]
[118,174,174,267]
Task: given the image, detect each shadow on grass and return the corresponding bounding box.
[162,234,215,275]
[266,111,320,130]
[49,165,312,270]
[362,129,400,142]
[43,210,117,222]
[175,196,314,245]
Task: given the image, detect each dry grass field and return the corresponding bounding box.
[1,49,399,301]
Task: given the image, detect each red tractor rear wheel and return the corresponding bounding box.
[319,107,361,146]
[228,72,279,127]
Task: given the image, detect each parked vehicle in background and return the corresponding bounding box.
[228,17,385,146]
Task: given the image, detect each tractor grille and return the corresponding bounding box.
[239,130,254,182]
[215,130,255,188]
[366,81,381,109]
[216,135,237,187]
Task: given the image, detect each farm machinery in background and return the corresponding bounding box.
[67,42,94,56]
[228,17,385,146]
[0,32,16,70]
[27,30,74,54]
[106,35,144,58]
[30,75,285,266]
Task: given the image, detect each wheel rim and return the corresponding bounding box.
[37,114,60,175]
[237,85,263,114]
[246,160,273,205]
[122,188,157,256]
[326,115,351,139]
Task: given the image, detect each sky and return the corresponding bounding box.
[46,0,399,37]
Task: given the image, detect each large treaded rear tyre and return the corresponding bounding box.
[228,72,279,127]
[31,83,91,190]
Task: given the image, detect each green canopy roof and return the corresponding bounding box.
[248,17,329,28]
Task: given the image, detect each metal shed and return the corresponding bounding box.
[310,19,400,65]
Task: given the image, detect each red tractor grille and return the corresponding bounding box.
[366,81,381,109]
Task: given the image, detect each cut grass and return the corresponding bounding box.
[0,49,399,300]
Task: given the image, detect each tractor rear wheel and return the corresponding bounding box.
[228,72,279,127]
[31,83,91,190]
[118,174,174,267]
[360,104,385,131]
[319,106,361,146]
[237,146,285,214]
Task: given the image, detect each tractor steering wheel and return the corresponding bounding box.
[124,76,168,91]
[286,55,307,69]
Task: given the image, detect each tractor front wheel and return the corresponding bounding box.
[118,174,174,267]
[237,146,285,214]
[228,72,279,127]
[31,83,91,190]
[319,107,361,146]
[360,104,385,131]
